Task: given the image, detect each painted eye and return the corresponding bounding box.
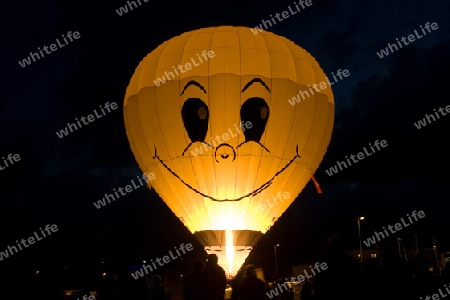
[181,98,209,142]
[240,97,269,143]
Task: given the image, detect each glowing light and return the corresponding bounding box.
[205,245,252,278]
[124,26,334,278]
[225,230,235,277]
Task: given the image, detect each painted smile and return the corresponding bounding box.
[153,145,301,202]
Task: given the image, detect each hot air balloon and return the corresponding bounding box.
[123,26,334,278]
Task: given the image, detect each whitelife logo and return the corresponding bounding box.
[376,22,439,59]
[266,262,328,299]
[189,121,253,157]
[325,139,388,176]
[0,224,59,262]
[76,296,96,300]
[420,283,450,300]
[247,191,291,218]
[251,0,313,35]
[413,105,450,129]
[115,0,149,16]
[363,210,425,247]
[131,243,193,280]
[93,173,156,209]
[287,69,350,106]
[55,102,118,139]
[153,50,215,87]
[18,31,81,68]
[0,153,21,172]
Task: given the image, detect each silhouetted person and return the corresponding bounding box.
[441,264,450,282]
[184,259,207,300]
[202,254,227,300]
[135,276,151,300]
[230,277,241,300]
[314,234,362,300]
[150,275,166,300]
[301,278,313,300]
[118,274,135,300]
[413,247,434,297]
[414,247,430,279]
[99,274,118,300]
[234,265,265,300]
[378,239,414,300]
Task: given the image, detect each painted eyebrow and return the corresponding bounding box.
[242,78,271,93]
[180,80,207,96]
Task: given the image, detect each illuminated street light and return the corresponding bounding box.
[358,216,365,263]
[274,244,280,277]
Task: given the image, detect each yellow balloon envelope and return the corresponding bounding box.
[123,26,334,277]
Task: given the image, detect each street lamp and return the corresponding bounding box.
[357,216,364,263]
[274,244,280,278]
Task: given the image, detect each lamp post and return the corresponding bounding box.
[274,244,280,278]
[432,234,438,268]
[357,216,364,263]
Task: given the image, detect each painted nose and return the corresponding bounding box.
[214,144,236,162]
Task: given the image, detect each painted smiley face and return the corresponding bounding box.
[152,77,302,202]
[124,26,334,233]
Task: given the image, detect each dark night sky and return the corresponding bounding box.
[1,0,449,275]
